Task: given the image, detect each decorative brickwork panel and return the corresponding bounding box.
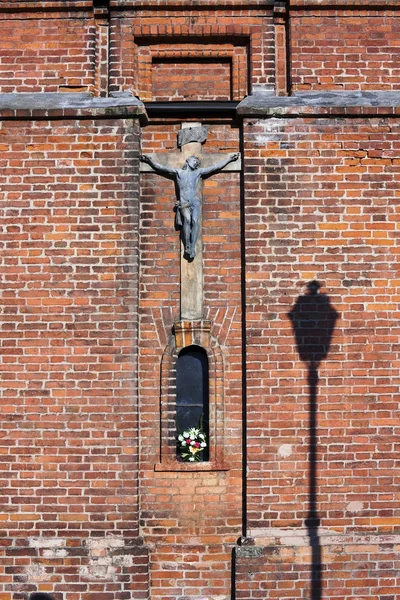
[291,12,400,91]
[0,117,148,599]
[126,10,275,99]
[0,17,95,93]
[136,43,249,101]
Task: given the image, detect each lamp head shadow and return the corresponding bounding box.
[288,281,339,367]
[287,281,338,600]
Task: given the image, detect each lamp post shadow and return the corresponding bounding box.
[288,281,339,600]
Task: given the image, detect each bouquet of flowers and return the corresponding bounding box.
[177,427,207,462]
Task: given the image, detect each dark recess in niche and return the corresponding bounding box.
[176,345,209,461]
[93,0,109,8]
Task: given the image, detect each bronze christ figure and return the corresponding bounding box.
[140,152,240,259]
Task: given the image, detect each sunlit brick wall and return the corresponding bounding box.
[0,10,95,93]
[238,112,400,598]
[291,7,400,91]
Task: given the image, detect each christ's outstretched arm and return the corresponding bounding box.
[140,155,178,177]
[199,152,240,178]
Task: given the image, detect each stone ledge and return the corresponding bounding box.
[235,546,264,558]
[247,528,400,547]
[0,93,147,123]
[111,0,272,6]
[237,91,400,117]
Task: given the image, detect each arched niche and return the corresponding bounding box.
[156,320,228,472]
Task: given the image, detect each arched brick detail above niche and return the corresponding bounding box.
[155,320,227,472]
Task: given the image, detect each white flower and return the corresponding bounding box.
[189,457,195,461]
[181,442,186,447]
[199,433,205,440]
[183,432,189,438]
[191,441,196,446]
[200,442,207,448]
[178,434,184,442]
[189,434,195,441]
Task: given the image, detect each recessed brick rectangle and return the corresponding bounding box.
[152,58,232,101]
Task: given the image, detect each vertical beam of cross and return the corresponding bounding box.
[179,122,204,320]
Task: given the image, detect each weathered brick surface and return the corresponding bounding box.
[136,42,249,102]
[243,115,400,530]
[116,10,276,98]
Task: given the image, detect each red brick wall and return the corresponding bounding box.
[291,10,400,91]
[2,2,400,600]
[109,9,276,99]
[0,116,148,600]
[131,7,276,592]
[243,115,400,530]
[238,114,400,597]
[0,13,95,93]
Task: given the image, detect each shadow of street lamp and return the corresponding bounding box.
[288,281,339,600]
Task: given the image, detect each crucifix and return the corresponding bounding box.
[140,123,241,320]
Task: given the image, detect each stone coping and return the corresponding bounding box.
[111,0,271,6]
[236,529,400,556]
[2,0,272,6]
[237,91,400,117]
[4,91,400,121]
[0,92,147,123]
